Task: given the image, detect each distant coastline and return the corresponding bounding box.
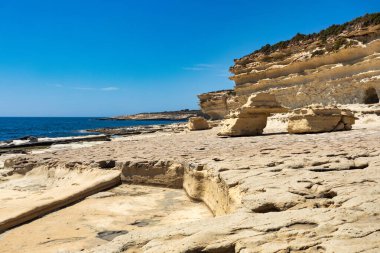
[0,117,183,142]
[99,109,204,121]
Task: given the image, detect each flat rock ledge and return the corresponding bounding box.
[1,122,380,253]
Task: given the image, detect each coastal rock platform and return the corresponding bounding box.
[0,112,379,252]
[0,184,211,253]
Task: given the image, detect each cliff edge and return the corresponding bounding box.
[199,13,380,119]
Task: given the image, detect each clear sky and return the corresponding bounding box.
[0,0,378,116]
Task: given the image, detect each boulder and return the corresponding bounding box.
[218,92,288,136]
[188,117,210,131]
[198,90,234,120]
[218,114,268,136]
[288,105,355,133]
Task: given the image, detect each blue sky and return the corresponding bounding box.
[0,0,378,116]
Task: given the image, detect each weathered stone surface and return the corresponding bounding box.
[0,184,211,253]
[187,117,210,131]
[218,115,267,136]
[121,160,184,188]
[1,110,379,252]
[0,166,121,233]
[239,92,289,115]
[218,92,288,136]
[198,90,234,120]
[199,15,380,118]
[288,105,355,133]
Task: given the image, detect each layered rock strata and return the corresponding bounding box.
[199,14,380,119]
[218,92,288,136]
[198,90,235,120]
[288,105,355,133]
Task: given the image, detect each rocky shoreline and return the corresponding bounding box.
[0,122,189,155]
[0,108,379,252]
[88,122,187,136]
[0,135,111,155]
[1,13,380,253]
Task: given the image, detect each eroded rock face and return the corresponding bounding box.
[199,14,380,119]
[197,90,234,120]
[218,114,268,137]
[121,160,184,188]
[187,117,210,131]
[218,93,288,136]
[288,105,355,133]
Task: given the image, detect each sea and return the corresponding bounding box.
[0,117,182,142]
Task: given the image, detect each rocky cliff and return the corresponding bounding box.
[198,90,234,119]
[199,13,380,119]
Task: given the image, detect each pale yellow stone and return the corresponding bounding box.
[218,92,287,136]
[288,105,355,133]
[188,117,210,131]
[218,114,267,136]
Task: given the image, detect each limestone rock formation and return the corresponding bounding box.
[199,13,380,119]
[2,112,379,252]
[218,114,268,137]
[197,90,234,120]
[218,93,288,136]
[288,105,355,133]
[187,117,210,131]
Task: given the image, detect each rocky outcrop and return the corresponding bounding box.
[218,93,288,136]
[2,114,380,252]
[121,160,184,188]
[197,90,234,120]
[288,105,355,133]
[199,13,380,119]
[188,117,210,131]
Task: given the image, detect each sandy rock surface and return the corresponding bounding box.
[0,165,121,232]
[218,93,288,137]
[187,117,210,131]
[0,184,211,253]
[0,111,379,252]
